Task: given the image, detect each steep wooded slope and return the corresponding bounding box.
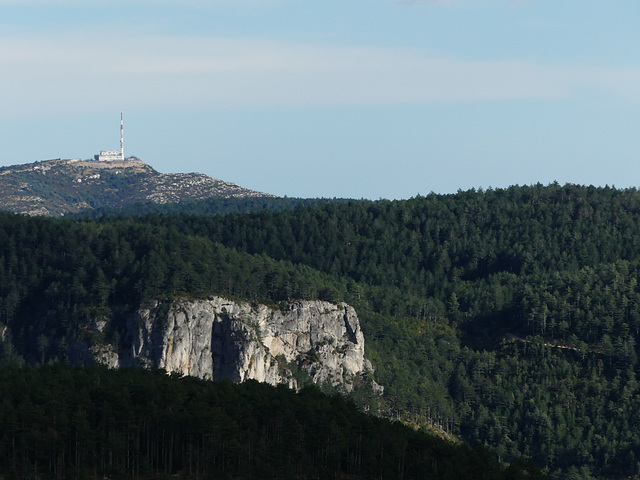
[0,365,544,480]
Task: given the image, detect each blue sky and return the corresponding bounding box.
[1,0,640,199]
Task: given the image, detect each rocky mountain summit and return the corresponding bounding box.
[87,296,382,394]
[0,157,273,216]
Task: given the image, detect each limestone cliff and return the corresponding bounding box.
[92,297,381,393]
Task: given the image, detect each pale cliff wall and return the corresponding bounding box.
[91,296,381,393]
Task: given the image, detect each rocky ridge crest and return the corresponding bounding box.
[0,158,273,216]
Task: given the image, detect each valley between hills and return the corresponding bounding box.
[1,159,640,479]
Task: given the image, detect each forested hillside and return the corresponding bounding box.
[102,182,640,479]
[0,213,345,366]
[1,364,541,479]
[71,195,344,218]
[2,183,640,478]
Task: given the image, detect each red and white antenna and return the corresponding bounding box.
[120,112,124,159]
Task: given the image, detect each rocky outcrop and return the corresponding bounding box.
[94,297,381,393]
[0,158,274,216]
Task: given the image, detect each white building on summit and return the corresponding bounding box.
[95,113,125,161]
[95,150,124,161]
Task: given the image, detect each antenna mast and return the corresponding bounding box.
[120,112,124,160]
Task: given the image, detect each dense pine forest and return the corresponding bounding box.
[3,183,640,478]
[71,196,343,218]
[0,364,542,480]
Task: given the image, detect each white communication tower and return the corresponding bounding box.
[94,113,126,161]
[120,112,124,159]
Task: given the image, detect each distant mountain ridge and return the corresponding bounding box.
[0,157,274,216]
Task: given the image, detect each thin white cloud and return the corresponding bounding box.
[0,0,277,4]
[397,0,525,3]
[397,0,455,4]
[1,32,639,116]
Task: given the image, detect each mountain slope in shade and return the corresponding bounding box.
[0,157,274,216]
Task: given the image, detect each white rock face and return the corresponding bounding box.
[106,297,379,393]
